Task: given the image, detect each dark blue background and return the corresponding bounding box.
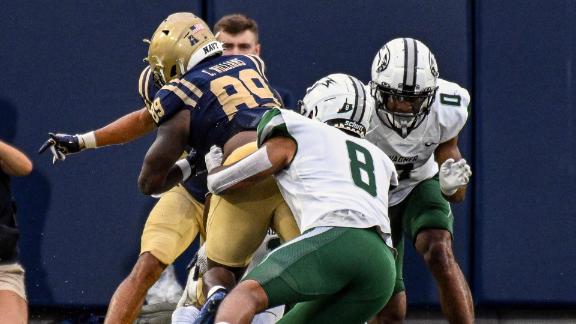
[0,0,573,307]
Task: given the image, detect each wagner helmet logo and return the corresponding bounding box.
[376,45,391,72]
[429,52,439,77]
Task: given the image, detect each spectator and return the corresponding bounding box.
[214,14,296,110]
[0,140,33,324]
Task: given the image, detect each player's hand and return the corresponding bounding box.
[205,145,223,173]
[439,158,472,196]
[38,133,84,164]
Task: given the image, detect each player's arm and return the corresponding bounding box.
[0,140,33,177]
[138,109,190,196]
[93,107,155,146]
[38,107,155,162]
[206,136,296,194]
[435,136,471,203]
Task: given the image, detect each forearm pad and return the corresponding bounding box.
[207,146,272,194]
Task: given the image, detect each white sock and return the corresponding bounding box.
[171,305,200,323]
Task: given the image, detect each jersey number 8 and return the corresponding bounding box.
[346,141,377,197]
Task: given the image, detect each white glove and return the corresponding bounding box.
[439,158,472,196]
[205,145,223,173]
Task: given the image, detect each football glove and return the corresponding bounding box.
[204,145,223,173]
[193,286,227,324]
[439,158,472,196]
[38,133,84,163]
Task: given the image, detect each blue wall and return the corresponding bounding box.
[0,0,573,308]
[473,0,576,304]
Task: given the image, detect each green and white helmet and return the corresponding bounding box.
[299,73,374,138]
[370,38,439,138]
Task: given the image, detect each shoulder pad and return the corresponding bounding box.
[435,79,470,142]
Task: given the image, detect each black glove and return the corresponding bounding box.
[38,133,84,163]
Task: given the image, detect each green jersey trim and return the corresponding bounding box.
[257,108,292,147]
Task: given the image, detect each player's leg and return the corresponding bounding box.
[278,228,395,324]
[198,178,277,319]
[370,201,408,324]
[105,252,165,324]
[408,176,474,324]
[215,279,269,323]
[415,229,473,323]
[200,143,294,293]
[216,227,395,323]
[271,201,300,243]
[0,263,28,324]
[105,185,203,324]
[369,292,406,324]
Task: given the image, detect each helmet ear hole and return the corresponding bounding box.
[169,65,178,78]
[162,30,169,35]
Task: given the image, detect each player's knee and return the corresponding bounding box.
[421,239,455,274]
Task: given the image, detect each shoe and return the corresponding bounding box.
[193,287,227,324]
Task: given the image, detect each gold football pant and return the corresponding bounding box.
[140,184,205,265]
[205,142,300,268]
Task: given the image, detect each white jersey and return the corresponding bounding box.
[257,109,398,245]
[366,78,469,206]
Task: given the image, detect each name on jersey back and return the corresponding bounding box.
[202,58,247,76]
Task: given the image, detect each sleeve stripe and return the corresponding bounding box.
[245,55,266,78]
[138,66,152,103]
[179,79,204,98]
[164,82,198,108]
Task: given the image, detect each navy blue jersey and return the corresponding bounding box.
[138,66,205,202]
[147,55,282,201]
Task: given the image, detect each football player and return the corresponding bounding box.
[38,14,212,324]
[205,74,398,323]
[136,12,300,323]
[39,12,295,324]
[365,38,474,324]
